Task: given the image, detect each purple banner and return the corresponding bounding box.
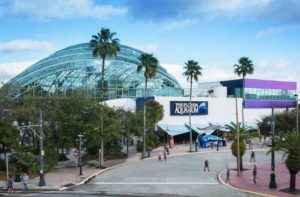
[245,100,297,108]
[245,79,296,90]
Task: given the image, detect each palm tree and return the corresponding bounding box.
[183,60,202,152]
[89,28,120,168]
[225,121,257,170]
[137,53,159,158]
[270,131,300,192]
[233,57,254,127]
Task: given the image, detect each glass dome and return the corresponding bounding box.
[8,43,183,99]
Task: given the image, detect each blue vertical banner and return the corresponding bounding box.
[170,101,208,116]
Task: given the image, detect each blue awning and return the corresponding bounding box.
[158,124,190,136]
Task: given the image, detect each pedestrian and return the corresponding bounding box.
[253,165,257,184]
[158,152,162,161]
[225,167,230,183]
[7,174,13,193]
[163,149,167,161]
[250,151,255,162]
[204,160,210,171]
[210,141,214,149]
[22,173,29,191]
[164,145,170,155]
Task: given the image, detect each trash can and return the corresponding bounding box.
[15,173,21,182]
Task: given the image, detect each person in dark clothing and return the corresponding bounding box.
[250,151,256,162]
[225,167,230,183]
[253,165,257,184]
[204,160,210,171]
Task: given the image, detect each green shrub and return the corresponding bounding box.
[59,154,68,161]
[136,140,143,152]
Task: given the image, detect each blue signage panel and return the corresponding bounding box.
[170,101,208,116]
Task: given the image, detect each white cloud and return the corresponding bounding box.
[257,58,289,69]
[163,18,198,31]
[131,44,159,53]
[0,40,56,53]
[0,0,127,20]
[161,63,236,88]
[256,27,284,38]
[161,63,187,87]
[0,60,37,83]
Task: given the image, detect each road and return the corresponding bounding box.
[0,150,283,197]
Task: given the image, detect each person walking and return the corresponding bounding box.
[163,149,167,161]
[253,165,257,184]
[204,160,210,171]
[225,167,230,183]
[22,173,29,191]
[7,175,13,193]
[250,151,256,162]
[158,152,162,161]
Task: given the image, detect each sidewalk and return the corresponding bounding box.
[219,162,300,197]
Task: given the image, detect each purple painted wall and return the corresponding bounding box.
[245,79,296,90]
[245,100,297,108]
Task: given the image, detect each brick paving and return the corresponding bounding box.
[219,162,300,197]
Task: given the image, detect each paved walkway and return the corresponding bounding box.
[219,162,300,197]
[2,138,294,197]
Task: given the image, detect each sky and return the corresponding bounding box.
[0,0,300,89]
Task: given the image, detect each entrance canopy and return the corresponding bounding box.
[158,123,228,136]
[158,124,189,136]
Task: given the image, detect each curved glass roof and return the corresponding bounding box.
[8,43,183,99]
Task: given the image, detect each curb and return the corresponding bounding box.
[218,169,275,197]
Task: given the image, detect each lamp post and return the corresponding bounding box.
[5,146,8,181]
[38,110,46,186]
[166,126,169,148]
[216,128,219,151]
[294,94,298,133]
[78,134,83,176]
[269,107,277,188]
[235,97,240,176]
[13,110,46,186]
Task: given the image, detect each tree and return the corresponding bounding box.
[116,108,140,157]
[233,57,254,127]
[0,118,19,172]
[137,53,159,158]
[89,28,120,168]
[225,122,257,170]
[258,110,296,136]
[270,131,300,192]
[183,60,202,152]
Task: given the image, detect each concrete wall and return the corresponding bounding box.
[155,96,281,126]
[105,97,285,127]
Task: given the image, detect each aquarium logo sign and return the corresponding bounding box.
[170,101,208,116]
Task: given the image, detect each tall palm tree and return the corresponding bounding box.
[89,28,120,168]
[137,53,159,158]
[183,60,202,152]
[233,57,254,128]
[270,131,300,192]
